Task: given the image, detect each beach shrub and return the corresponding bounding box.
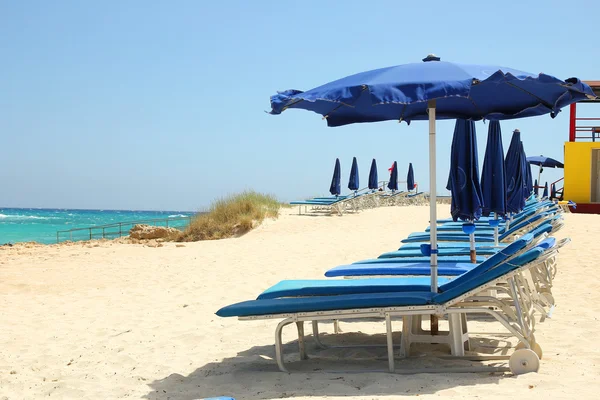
[176,191,282,241]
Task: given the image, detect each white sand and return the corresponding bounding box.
[1,205,599,399]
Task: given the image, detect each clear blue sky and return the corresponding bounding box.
[1,0,598,211]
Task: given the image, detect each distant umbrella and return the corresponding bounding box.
[534,179,539,197]
[348,157,359,191]
[387,161,398,191]
[551,183,557,199]
[527,155,564,188]
[368,159,378,190]
[543,182,549,198]
[407,163,415,192]
[329,158,341,196]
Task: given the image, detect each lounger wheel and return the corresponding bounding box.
[509,349,540,375]
[515,341,543,359]
[540,292,555,306]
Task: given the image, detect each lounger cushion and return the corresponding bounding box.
[399,242,507,250]
[353,255,484,264]
[325,262,477,277]
[379,247,498,258]
[257,277,454,299]
[216,291,435,317]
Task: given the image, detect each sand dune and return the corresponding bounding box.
[1,205,599,399]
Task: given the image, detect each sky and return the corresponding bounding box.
[1,0,599,211]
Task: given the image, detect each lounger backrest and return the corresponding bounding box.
[434,247,545,304]
[439,234,533,292]
[499,213,544,239]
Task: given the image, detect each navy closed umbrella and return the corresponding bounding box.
[543,182,549,198]
[446,119,484,262]
[368,159,378,190]
[269,54,595,307]
[348,157,360,192]
[329,158,341,196]
[480,121,506,245]
[505,130,527,214]
[387,161,398,191]
[534,179,539,197]
[407,163,415,192]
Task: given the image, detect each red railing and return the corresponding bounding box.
[569,103,600,142]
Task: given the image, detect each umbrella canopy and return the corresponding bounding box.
[348,157,359,191]
[480,121,507,217]
[329,158,341,196]
[527,156,564,168]
[407,163,415,192]
[505,130,527,213]
[270,58,595,127]
[269,55,596,296]
[387,161,398,191]
[543,182,549,198]
[368,159,378,190]
[446,119,484,222]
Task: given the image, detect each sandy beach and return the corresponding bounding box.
[1,205,600,399]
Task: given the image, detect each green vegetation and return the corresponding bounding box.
[176,191,282,241]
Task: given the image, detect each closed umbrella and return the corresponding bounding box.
[387,161,398,191]
[543,182,549,198]
[407,163,415,192]
[348,157,360,193]
[329,158,341,196]
[505,130,527,214]
[446,119,483,262]
[480,120,506,245]
[368,159,378,190]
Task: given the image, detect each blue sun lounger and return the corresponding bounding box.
[259,235,555,298]
[217,246,553,375]
[325,234,540,277]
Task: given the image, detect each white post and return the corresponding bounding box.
[428,100,438,293]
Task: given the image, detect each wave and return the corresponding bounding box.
[168,214,189,218]
[0,213,56,220]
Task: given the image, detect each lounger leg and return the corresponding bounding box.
[461,314,471,351]
[312,321,328,349]
[448,313,465,356]
[400,316,411,358]
[385,313,395,372]
[333,320,341,334]
[296,321,308,360]
[275,320,292,373]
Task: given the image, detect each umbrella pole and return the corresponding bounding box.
[494,213,499,247]
[537,166,542,196]
[428,100,439,335]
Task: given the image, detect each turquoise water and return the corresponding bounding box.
[0,208,197,245]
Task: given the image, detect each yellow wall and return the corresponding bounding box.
[564,142,600,203]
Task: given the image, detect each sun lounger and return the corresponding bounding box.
[216,246,555,374]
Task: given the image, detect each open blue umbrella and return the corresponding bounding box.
[543,182,549,198]
[368,159,378,190]
[505,130,527,214]
[387,161,398,191]
[348,157,360,192]
[269,55,596,297]
[527,155,564,188]
[480,120,506,245]
[446,120,483,262]
[407,163,415,192]
[329,158,341,196]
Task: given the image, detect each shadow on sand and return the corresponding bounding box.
[145,327,517,400]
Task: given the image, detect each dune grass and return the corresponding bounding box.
[176,191,283,241]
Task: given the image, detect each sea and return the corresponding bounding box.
[0,208,198,245]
